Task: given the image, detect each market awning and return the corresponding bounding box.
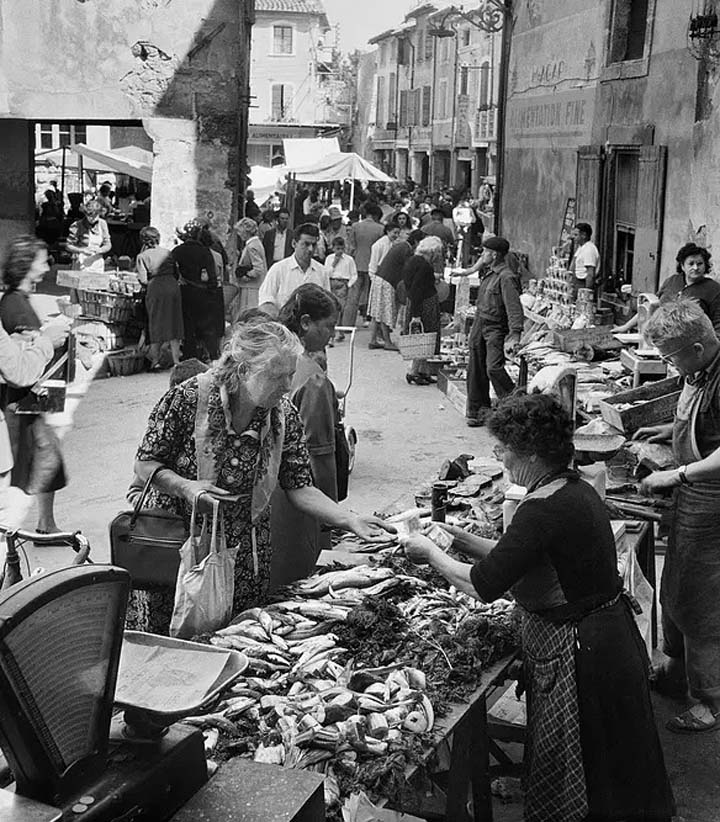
[69,144,153,183]
[282,137,340,170]
[287,152,394,183]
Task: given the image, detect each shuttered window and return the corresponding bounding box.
[422,86,431,126]
[273,25,293,55]
[271,84,292,120]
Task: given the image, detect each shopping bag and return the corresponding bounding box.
[170,495,238,639]
[622,544,653,657]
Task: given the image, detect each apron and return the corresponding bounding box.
[522,611,588,822]
[74,226,106,272]
[664,377,720,637]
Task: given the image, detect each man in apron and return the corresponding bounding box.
[635,297,720,733]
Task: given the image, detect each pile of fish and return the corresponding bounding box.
[398,586,515,634]
[182,561,516,797]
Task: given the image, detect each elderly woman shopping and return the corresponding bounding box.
[402,392,674,822]
[233,217,268,315]
[401,235,444,385]
[127,319,393,634]
[635,297,720,733]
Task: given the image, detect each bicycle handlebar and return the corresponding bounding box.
[0,527,90,555]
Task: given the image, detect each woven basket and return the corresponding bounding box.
[106,348,147,377]
[398,321,437,361]
[77,289,134,324]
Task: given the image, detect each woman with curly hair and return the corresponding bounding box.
[402,392,675,822]
[65,198,111,272]
[0,235,68,535]
[615,242,720,333]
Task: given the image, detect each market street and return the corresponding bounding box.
[23,329,720,822]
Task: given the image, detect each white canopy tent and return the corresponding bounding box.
[286,151,394,210]
[69,144,153,183]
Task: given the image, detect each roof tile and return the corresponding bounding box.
[255,0,327,14]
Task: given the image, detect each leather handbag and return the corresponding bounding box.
[109,466,189,589]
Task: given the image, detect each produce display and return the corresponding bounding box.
[186,558,520,817]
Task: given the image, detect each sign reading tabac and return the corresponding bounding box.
[506,89,594,149]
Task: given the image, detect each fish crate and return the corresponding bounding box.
[77,289,135,324]
[598,377,681,435]
[551,326,622,353]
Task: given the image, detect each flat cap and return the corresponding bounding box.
[482,236,510,255]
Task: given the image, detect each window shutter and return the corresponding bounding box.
[399,90,408,127]
[407,88,417,126]
[575,145,604,229]
[271,85,283,120]
[633,144,667,292]
[422,86,431,126]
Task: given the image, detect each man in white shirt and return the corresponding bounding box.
[571,222,600,295]
[258,223,331,316]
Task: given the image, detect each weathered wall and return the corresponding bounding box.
[504,0,601,273]
[0,0,247,248]
[0,120,33,250]
[593,0,698,287]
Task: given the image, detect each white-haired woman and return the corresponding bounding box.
[400,235,443,385]
[127,320,393,634]
[234,217,268,315]
[65,198,112,272]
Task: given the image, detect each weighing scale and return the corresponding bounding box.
[0,565,248,821]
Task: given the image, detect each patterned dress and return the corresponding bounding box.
[125,376,314,634]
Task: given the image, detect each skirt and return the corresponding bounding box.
[368,277,398,327]
[146,274,184,343]
[403,293,440,355]
[5,409,67,495]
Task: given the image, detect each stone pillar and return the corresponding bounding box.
[0,120,34,249]
[144,116,235,254]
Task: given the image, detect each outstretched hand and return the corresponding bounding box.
[347,514,397,543]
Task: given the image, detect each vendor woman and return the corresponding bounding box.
[65,198,112,272]
[402,392,674,822]
[615,242,720,333]
[635,297,720,733]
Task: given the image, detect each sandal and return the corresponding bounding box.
[649,665,687,699]
[666,706,720,734]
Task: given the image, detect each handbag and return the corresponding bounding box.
[170,495,238,638]
[109,466,188,589]
[334,420,351,502]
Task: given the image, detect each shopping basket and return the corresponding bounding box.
[398,320,437,361]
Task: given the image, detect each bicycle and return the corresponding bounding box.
[0,526,91,589]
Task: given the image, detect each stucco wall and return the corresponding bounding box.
[504,0,602,274]
[251,11,326,125]
[0,0,246,248]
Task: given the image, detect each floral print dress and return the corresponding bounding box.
[125,375,314,634]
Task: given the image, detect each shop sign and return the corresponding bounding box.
[506,88,594,149]
[248,125,316,143]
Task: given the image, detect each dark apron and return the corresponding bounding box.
[664,379,720,638]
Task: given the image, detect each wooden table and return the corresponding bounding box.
[380,653,519,822]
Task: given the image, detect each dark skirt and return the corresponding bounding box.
[145,274,184,343]
[5,409,66,495]
[574,598,675,820]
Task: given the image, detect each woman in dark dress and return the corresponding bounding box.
[402,392,675,822]
[136,226,183,370]
[0,236,67,534]
[401,234,442,385]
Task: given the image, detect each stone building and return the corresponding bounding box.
[248,0,346,167]
[503,0,720,293]
[366,3,500,193]
[0,0,253,249]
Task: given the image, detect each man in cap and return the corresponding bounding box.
[456,236,524,426]
[322,205,348,251]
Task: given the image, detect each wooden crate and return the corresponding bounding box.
[599,377,681,434]
[552,326,622,352]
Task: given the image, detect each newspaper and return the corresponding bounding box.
[115,637,230,714]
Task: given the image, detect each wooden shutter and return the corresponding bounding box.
[399,90,408,128]
[633,144,667,293]
[575,145,604,228]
